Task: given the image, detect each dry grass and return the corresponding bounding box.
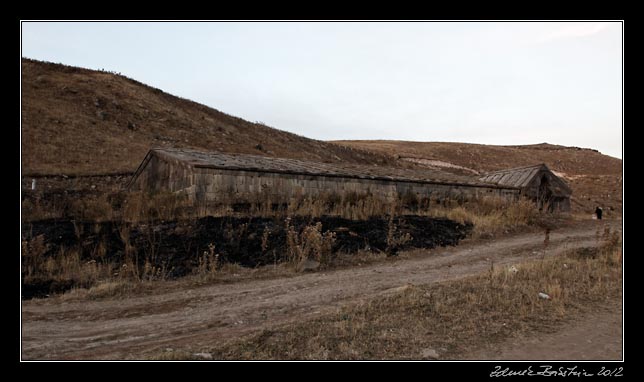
[430,197,540,239]
[21,193,560,297]
[21,235,119,292]
[61,280,139,301]
[285,220,337,268]
[174,230,622,360]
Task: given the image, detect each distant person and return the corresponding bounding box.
[595,206,603,220]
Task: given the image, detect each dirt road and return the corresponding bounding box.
[21,220,621,360]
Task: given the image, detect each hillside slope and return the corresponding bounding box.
[333,141,622,214]
[21,59,393,175]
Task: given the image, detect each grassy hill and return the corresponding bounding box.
[21,58,393,176]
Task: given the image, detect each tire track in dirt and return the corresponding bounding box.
[21,221,620,360]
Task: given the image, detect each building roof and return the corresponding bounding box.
[479,164,572,194]
[130,148,518,189]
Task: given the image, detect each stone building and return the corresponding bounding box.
[479,164,572,212]
[128,148,520,204]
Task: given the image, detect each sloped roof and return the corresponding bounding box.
[479,164,572,195]
[131,148,517,189]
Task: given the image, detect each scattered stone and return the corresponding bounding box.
[538,292,551,300]
[387,283,414,294]
[193,352,213,360]
[421,348,440,359]
[298,258,320,272]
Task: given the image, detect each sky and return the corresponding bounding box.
[21,22,623,159]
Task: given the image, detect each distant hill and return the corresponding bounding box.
[21,58,393,176]
[333,141,622,214]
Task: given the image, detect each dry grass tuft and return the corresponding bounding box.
[182,230,622,360]
[286,220,337,269]
[431,197,540,238]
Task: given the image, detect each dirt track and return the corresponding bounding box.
[21,220,621,360]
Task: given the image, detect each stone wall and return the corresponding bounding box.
[186,167,519,203]
[130,154,194,193]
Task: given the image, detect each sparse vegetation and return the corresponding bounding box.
[21,190,564,299]
[181,229,622,360]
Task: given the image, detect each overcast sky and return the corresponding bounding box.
[21,22,623,158]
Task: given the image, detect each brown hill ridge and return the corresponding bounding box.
[332,141,621,176]
[21,58,393,176]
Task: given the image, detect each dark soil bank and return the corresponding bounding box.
[22,216,471,297]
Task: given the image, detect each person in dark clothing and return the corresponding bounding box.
[595,206,603,220]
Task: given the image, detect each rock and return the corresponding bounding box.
[538,292,551,300]
[421,348,440,359]
[127,121,137,130]
[193,352,213,360]
[386,283,414,294]
[298,258,320,272]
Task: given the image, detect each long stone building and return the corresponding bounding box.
[127,148,521,204]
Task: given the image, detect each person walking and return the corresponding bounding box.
[595,206,603,220]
